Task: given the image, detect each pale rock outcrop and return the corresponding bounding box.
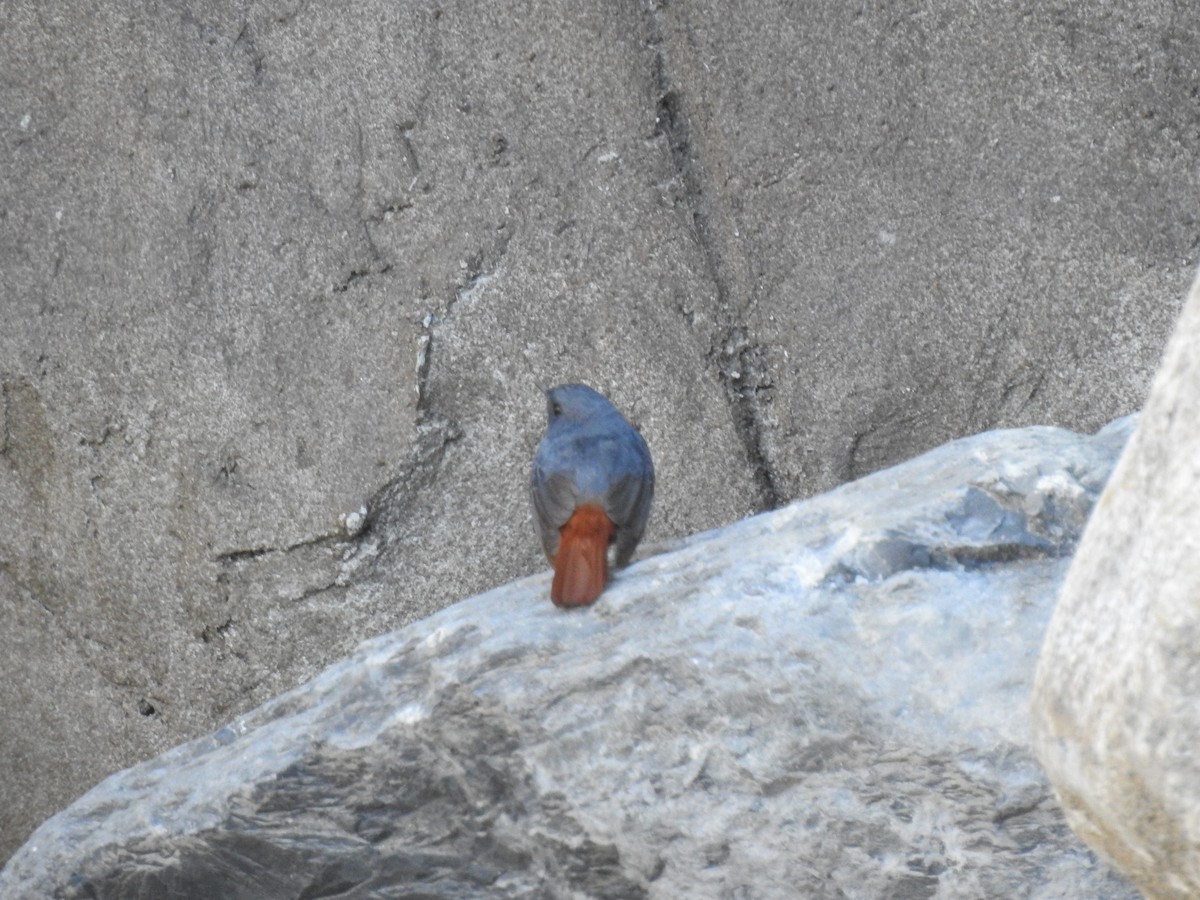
[1033,269,1200,899]
[1,418,1139,898]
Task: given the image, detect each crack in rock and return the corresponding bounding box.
[330,262,393,295]
[213,529,346,567]
[644,5,782,511]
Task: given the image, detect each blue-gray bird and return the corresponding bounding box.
[530,384,654,606]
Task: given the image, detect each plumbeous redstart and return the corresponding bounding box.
[530,384,654,607]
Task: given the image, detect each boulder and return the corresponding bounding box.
[1,418,1139,898]
[1033,269,1200,898]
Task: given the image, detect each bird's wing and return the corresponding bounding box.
[531,467,579,559]
[607,466,654,568]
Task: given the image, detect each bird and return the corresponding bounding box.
[530,383,655,607]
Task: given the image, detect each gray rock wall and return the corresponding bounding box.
[656,0,1197,491]
[2,0,1197,863]
[1033,270,1200,898]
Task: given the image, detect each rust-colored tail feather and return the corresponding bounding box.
[552,504,614,607]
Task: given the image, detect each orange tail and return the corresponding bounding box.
[551,504,614,607]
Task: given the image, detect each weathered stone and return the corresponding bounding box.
[1033,270,1200,899]
[0,0,753,863]
[649,0,1197,496]
[1,419,1139,898]
[3,0,1197,865]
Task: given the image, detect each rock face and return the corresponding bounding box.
[1033,271,1200,899]
[0,419,1139,899]
[3,0,1198,865]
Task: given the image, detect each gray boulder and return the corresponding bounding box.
[4,0,1198,866]
[1,418,1139,899]
[1033,270,1200,899]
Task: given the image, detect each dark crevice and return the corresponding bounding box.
[200,617,234,644]
[993,796,1045,825]
[644,5,782,511]
[214,546,272,564]
[213,528,347,567]
[333,269,370,293]
[294,580,345,605]
[331,265,390,294]
[845,428,868,483]
[78,421,122,450]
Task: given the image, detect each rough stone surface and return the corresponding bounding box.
[2,0,1198,865]
[653,0,1198,496]
[1033,270,1200,899]
[0,419,1140,899]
